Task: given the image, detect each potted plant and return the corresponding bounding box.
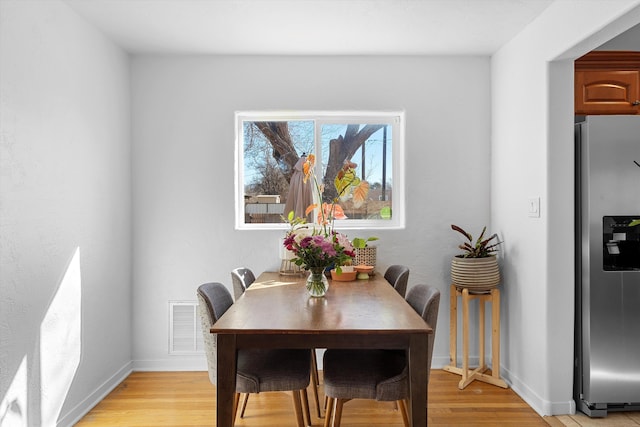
[351,236,379,269]
[450,224,502,291]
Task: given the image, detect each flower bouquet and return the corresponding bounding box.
[283,154,368,296]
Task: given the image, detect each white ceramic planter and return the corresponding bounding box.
[450,256,500,291]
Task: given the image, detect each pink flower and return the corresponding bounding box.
[300,236,313,248]
[335,233,354,253]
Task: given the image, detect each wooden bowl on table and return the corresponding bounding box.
[330,269,357,281]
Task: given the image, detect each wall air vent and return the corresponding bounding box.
[169,301,204,354]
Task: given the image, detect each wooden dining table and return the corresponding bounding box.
[210,271,433,426]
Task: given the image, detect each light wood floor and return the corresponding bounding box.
[550,412,640,427]
[76,370,556,426]
[75,370,640,427]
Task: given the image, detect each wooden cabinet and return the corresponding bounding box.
[575,51,640,115]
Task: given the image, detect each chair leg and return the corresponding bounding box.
[310,356,323,418]
[333,398,345,427]
[324,397,335,427]
[292,390,305,427]
[398,399,410,427]
[233,393,241,426]
[311,350,320,385]
[301,389,311,427]
[239,393,250,418]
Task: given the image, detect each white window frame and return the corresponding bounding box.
[235,110,405,231]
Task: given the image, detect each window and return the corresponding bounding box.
[235,111,405,230]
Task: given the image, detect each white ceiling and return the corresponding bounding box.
[64,0,556,55]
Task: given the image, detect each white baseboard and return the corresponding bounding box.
[431,354,480,369]
[133,356,208,371]
[501,365,575,416]
[58,361,133,427]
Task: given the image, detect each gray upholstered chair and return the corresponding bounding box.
[230,268,323,419]
[197,282,312,427]
[229,267,257,417]
[322,283,440,427]
[231,267,256,301]
[384,265,410,298]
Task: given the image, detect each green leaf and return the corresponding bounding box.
[451,224,472,242]
[380,206,391,219]
[352,238,367,249]
[352,236,379,249]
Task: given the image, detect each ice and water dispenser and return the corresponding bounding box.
[603,216,640,271]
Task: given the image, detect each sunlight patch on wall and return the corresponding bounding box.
[0,355,27,426]
[40,247,82,426]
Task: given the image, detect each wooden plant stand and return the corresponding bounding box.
[443,284,508,390]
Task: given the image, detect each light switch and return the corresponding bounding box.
[528,197,540,218]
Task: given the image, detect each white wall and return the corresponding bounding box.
[130,55,492,369]
[491,0,640,416]
[0,1,132,426]
[597,22,640,49]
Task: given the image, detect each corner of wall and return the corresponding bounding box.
[58,361,133,427]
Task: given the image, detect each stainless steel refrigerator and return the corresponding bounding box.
[575,115,640,417]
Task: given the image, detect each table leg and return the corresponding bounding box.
[408,334,428,427]
[216,334,237,427]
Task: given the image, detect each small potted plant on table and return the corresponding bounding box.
[352,236,379,271]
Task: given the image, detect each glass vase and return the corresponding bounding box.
[306,267,329,297]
